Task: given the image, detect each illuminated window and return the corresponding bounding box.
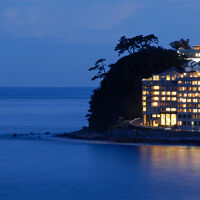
[178,121,182,126]
[187,109,192,112]
[171,108,176,112]
[157,114,160,117]
[187,99,191,103]
[153,75,160,81]
[143,107,146,112]
[142,91,146,95]
[161,114,166,125]
[171,91,177,96]
[171,114,177,126]
[183,109,187,112]
[161,91,166,95]
[187,87,191,91]
[166,114,171,125]
[182,104,186,108]
[152,86,160,90]
[198,87,200,91]
[193,87,197,91]
[193,99,198,103]
[192,81,198,85]
[198,81,200,85]
[161,97,166,101]
[178,93,182,97]
[188,93,192,97]
[178,81,182,84]
[142,96,146,101]
[171,97,176,101]
[193,109,198,113]
[152,114,157,118]
[166,108,171,112]
[142,102,146,106]
[166,91,171,96]
[166,97,171,101]
[183,93,187,97]
[166,75,170,81]
[151,102,159,107]
[152,97,159,101]
[152,91,159,95]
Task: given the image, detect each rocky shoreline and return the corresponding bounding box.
[54,127,200,146]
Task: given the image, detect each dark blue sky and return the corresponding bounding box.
[0,0,199,86]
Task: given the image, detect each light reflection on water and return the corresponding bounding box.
[140,145,200,170]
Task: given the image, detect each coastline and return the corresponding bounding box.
[54,127,200,146]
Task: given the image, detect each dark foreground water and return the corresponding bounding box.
[0,87,200,200]
[1,139,200,200]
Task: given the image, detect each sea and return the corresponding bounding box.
[0,87,200,200]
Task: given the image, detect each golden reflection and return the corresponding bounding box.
[140,146,200,170]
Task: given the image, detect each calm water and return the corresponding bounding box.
[0,87,92,134]
[0,87,200,200]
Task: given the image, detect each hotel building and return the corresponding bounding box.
[142,46,200,131]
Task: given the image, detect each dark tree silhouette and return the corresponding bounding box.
[88,58,107,81]
[86,35,185,132]
[169,38,191,50]
[115,34,158,56]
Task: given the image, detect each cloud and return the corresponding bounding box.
[0,0,143,43]
[85,1,142,31]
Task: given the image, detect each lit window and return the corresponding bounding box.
[161,91,166,95]
[188,93,192,97]
[142,96,146,101]
[151,102,159,107]
[166,91,171,96]
[166,97,171,101]
[166,75,171,81]
[171,114,176,126]
[193,109,198,113]
[187,99,191,102]
[142,102,146,106]
[198,81,200,85]
[182,104,186,108]
[183,93,187,97]
[187,87,191,91]
[193,87,197,91]
[153,75,160,81]
[178,121,182,126]
[192,81,198,85]
[171,108,176,112]
[152,97,159,101]
[152,86,160,90]
[161,97,166,101]
[143,107,146,112]
[178,81,182,84]
[166,108,171,112]
[152,91,160,95]
[142,91,146,95]
[171,97,176,101]
[193,99,198,103]
[171,91,177,96]
[178,93,182,97]
[152,114,157,118]
[183,109,187,112]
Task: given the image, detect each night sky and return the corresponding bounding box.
[0,0,199,87]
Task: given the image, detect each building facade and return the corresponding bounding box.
[178,45,200,62]
[142,68,200,131]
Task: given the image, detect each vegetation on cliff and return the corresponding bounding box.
[87,35,185,132]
